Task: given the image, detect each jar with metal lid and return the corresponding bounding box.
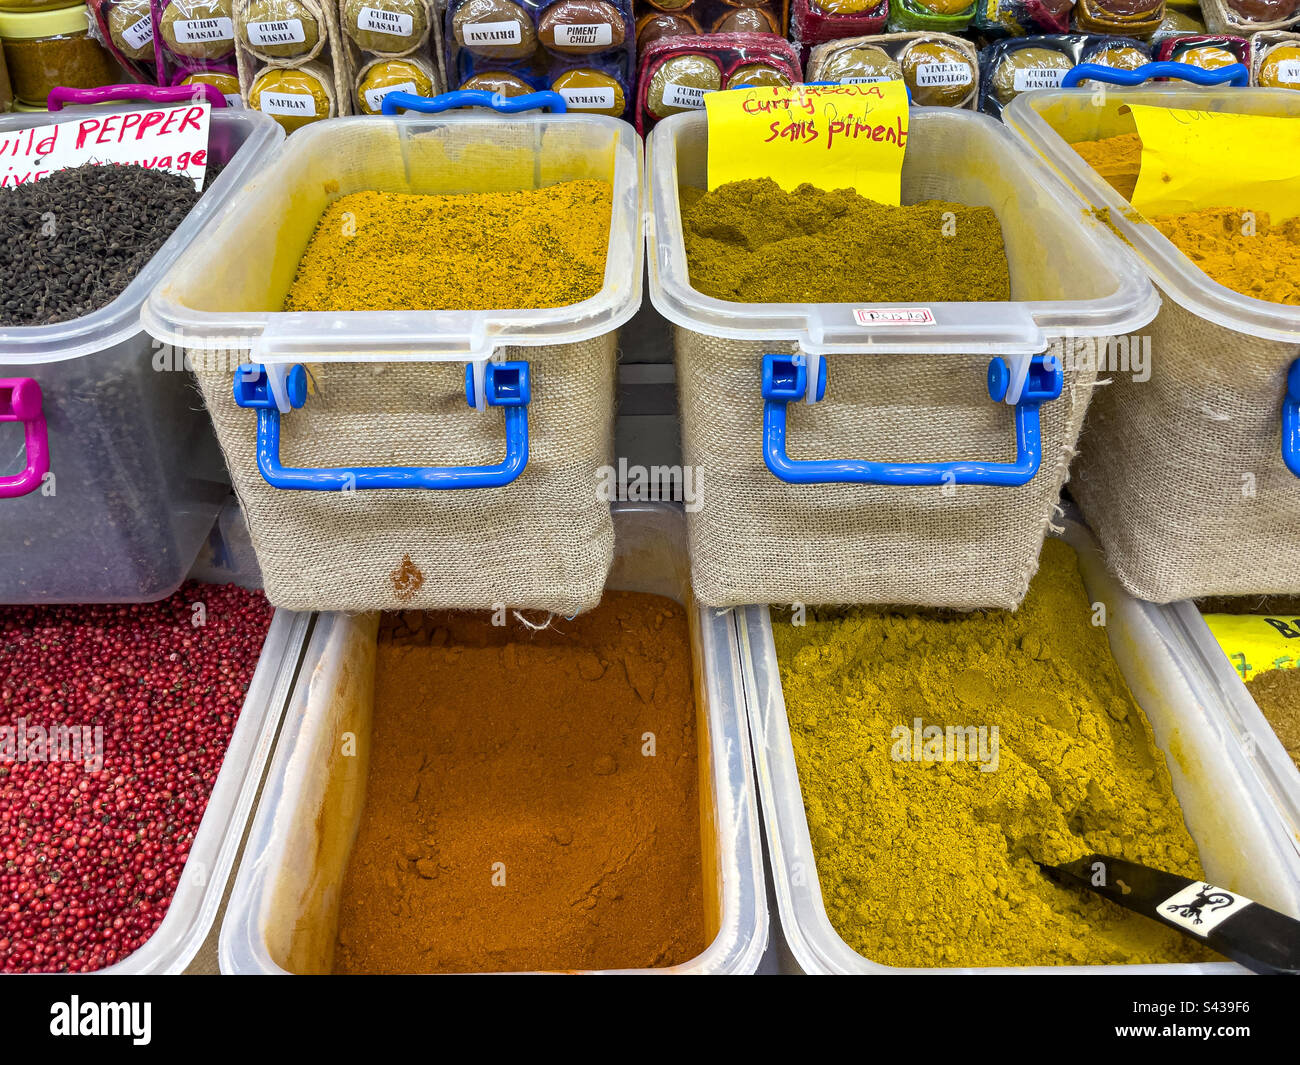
[0,5,120,106]
[0,36,11,110]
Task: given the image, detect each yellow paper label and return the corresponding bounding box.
[1126,104,1300,223]
[704,82,909,204]
[1203,613,1300,683]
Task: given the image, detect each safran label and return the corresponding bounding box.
[853,307,936,326]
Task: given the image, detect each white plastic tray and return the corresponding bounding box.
[98,608,311,974]
[219,503,768,974]
[742,520,1300,973]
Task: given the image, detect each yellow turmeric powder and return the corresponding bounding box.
[1070,132,1300,304]
[282,180,613,312]
[775,538,1214,968]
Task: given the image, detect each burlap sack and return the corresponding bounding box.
[194,335,616,613]
[1071,299,1300,604]
[676,329,1097,609]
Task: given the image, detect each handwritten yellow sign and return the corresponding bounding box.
[1127,104,1300,223]
[705,81,909,204]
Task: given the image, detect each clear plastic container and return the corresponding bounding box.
[1003,86,1300,343]
[143,112,642,362]
[101,607,311,973]
[742,519,1300,973]
[646,107,1159,356]
[0,105,284,603]
[187,497,265,589]
[218,502,769,974]
[1163,601,1300,858]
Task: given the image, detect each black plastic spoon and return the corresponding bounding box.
[1039,853,1300,975]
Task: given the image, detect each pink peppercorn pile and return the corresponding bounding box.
[0,583,273,973]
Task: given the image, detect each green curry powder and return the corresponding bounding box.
[681,178,1012,304]
[775,539,1214,968]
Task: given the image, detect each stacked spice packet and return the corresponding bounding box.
[447,0,635,117]
[632,0,789,51]
[791,0,890,62]
[151,0,244,96]
[635,31,801,132]
[337,0,447,115]
[977,32,1155,115]
[230,0,351,128]
[806,29,979,106]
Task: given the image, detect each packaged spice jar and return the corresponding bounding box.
[1155,31,1250,68]
[774,539,1215,968]
[247,57,335,128]
[632,0,787,49]
[1072,0,1163,37]
[344,0,429,54]
[238,0,324,60]
[155,0,237,62]
[178,61,242,98]
[807,30,978,107]
[886,0,975,34]
[332,597,708,974]
[353,50,433,110]
[972,0,1073,37]
[1203,0,1300,32]
[792,0,889,52]
[87,0,152,80]
[635,31,800,133]
[1075,33,1151,77]
[1254,31,1300,87]
[0,5,119,106]
[978,33,1085,116]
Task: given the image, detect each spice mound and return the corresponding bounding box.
[282,180,613,312]
[1246,669,1300,772]
[1071,132,1300,305]
[0,584,274,973]
[775,539,1213,968]
[0,164,203,327]
[681,178,1011,304]
[333,591,708,973]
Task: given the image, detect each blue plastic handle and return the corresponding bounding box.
[1284,358,1300,479]
[232,362,531,490]
[380,89,567,116]
[1060,61,1250,89]
[760,353,1063,487]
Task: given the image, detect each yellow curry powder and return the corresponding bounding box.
[1071,133,1300,305]
[776,539,1213,968]
[282,180,613,312]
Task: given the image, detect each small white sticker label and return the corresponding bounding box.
[1012,67,1068,92]
[463,19,522,45]
[224,93,243,108]
[260,91,317,116]
[1159,882,1252,936]
[841,75,895,84]
[1276,59,1300,84]
[173,17,234,43]
[247,18,307,46]
[364,80,417,112]
[121,16,155,50]
[554,22,612,47]
[663,81,713,109]
[916,62,972,87]
[359,6,414,36]
[559,86,615,110]
[854,307,937,326]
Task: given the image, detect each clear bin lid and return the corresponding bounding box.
[1004,87,1300,344]
[646,108,1159,356]
[142,114,643,363]
[0,107,284,364]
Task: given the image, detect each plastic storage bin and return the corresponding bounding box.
[102,607,311,973]
[218,502,768,974]
[0,93,284,603]
[742,519,1300,973]
[143,97,643,616]
[1004,84,1300,603]
[1163,602,1300,858]
[646,106,1158,610]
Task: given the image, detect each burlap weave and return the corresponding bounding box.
[194,335,617,613]
[1072,299,1300,603]
[676,327,1097,609]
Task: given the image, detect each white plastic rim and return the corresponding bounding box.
[0,108,285,364]
[219,503,768,974]
[1164,601,1300,859]
[141,113,645,362]
[741,519,1300,974]
[95,609,311,974]
[1003,86,1300,344]
[645,107,1161,356]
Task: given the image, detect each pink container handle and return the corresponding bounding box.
[47,83,228,111]
[0,379,50,500]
